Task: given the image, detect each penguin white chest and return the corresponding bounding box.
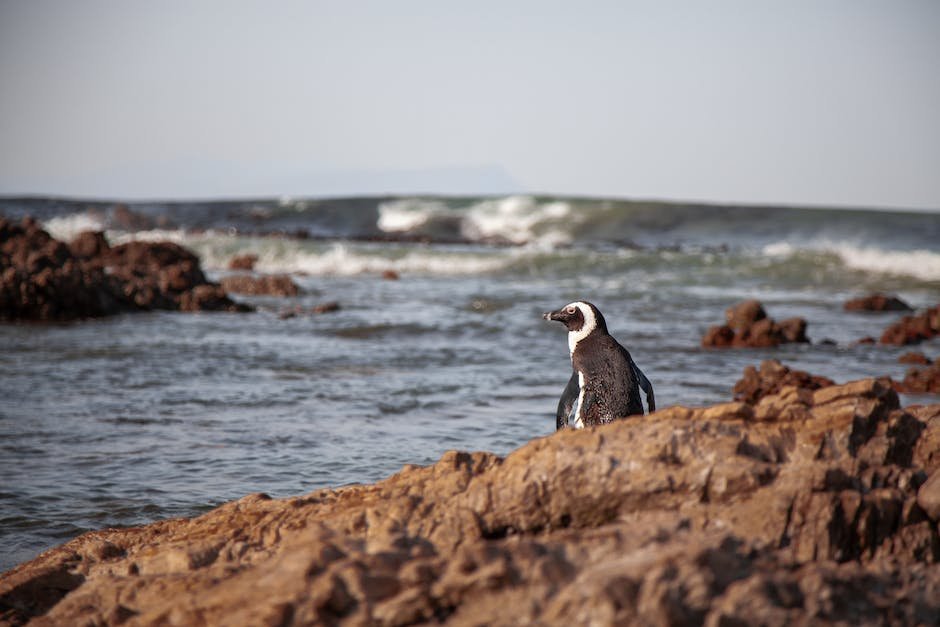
[573,371,586,429]
[566,312,597,430]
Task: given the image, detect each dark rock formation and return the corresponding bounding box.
[880,305,940,346]
[0,217,249,322]
[844,293,913,312]
[2,372,939,625]
[312,301,341,314]
[220,274,299,297]
[703,300,810,348]
[278,301,341,319]
[733,359,835,405]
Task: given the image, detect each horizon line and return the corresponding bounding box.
[0,190,937,215]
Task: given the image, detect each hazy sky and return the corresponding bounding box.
[1,1,939,209]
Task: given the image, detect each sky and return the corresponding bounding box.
[1,1,939,210]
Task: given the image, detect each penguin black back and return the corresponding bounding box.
[543,301,655,429]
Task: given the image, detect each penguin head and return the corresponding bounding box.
[543,301,609,349]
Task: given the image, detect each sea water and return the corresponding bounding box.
[1,195,938,570]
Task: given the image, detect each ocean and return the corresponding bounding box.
[1,194,938,572]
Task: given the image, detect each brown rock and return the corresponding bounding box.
[776,317,809,344]
[278,302,342,319]
[220,274,299,297]
[0,216,251,322]
[917,471,940,521]
[702,325,735,348]
[900,352,932,366]
[910,405,940,474]
[844,293,913,312]
[879,305,940,345]
[703,300,810,348]
[68,230,110,260]
[312,301,341,314]
[733,359,835,405]
[896,362,940,394]
[381,269,400,280]
[735,316,779,348]
[3,367,939,625]
[228,254,259,271]
[0,218,122,321]
[725,299,767,330]
[111,204,154,230]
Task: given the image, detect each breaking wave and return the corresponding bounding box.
[22,194,939,283]
[42,213,106,241]
[763,240,940,282]
[376,195,578,246]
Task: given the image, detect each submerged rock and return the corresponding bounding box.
[844,293,913,312]
[0,218,250,322]
[2,370,938,625]
[703,300,810,348]
[220,274,300,297]
[278,302,341,319]
[900,352,932,366]
[880,305,940,346]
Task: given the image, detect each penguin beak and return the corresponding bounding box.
[543,309,565,322]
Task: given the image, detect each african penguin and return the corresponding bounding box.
[543,301,655,430]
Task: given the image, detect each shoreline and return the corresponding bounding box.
[2,369,938,625]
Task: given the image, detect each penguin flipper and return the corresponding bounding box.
[633,363,655,413]
[556,370,579,430]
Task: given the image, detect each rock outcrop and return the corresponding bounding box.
[220,274,300,297]
[895,354,940,395]
[703,300,810,348]
[844,293,913,312]
[733,359,835,405]
[2,369,939,625]
[0,217,249,322]
[227,254,259,271]
[879,304,940,346]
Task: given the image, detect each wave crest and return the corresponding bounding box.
[376,195,576,246]
[763,240,940,281]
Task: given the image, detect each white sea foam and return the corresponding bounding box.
[832,243,940,281]
[461,195,573,245]
[103,228,511,276]
[109,228,193,244]
[763,240,940,281]
[762,241,794,257]
[41,213,106,241]
[376,198,446,232]
[253,242,511,276]
[377,195,576,246]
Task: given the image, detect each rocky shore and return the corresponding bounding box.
[0,217,248,321]
[2,364,938,626]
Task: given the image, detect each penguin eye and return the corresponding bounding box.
[565,305,577,314]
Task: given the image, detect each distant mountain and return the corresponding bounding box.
[269,164,522,197]
[0,162,522,200]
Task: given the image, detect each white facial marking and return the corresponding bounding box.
[567,301,597,356]
[573,371,586,429]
